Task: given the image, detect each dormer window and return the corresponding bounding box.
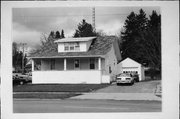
[55,37,96,52]
[64,42,80,51]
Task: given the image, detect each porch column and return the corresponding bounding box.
[32,59,34,71]
[98,57,101,70]
[64,58,67,70]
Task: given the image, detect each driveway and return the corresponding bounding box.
[70,80,161,101]
[93,80,161,93]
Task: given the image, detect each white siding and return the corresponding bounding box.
[32,70,102,84]
[86,40,93,51]
[58,43,64,52]
[80,42,87,52]
[102,45,119,82]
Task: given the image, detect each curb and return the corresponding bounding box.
[13,98,63,101]
[13,98,161,102]
[13,92,83,94]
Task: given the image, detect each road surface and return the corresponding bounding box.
[13,99,161,113]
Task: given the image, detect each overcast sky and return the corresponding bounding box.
[12,7,160,52]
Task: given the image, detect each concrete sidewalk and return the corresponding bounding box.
[70,93,161,101]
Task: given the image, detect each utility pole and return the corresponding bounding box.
[92,7,96,32]
[19,43,27,74]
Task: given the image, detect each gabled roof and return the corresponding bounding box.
[30,36,119,58]
[54,37,96,43]
[120,57,142,66]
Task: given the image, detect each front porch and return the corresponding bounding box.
[31,57,110,84]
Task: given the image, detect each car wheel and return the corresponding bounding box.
[20,81,24,85]
[135,79,139,82]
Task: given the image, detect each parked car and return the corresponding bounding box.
[116,73,134,85]
[13,73,32,85]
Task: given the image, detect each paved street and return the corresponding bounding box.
[13,99,161,113]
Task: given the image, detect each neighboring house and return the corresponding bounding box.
[29,36,122,84]
[118,57,145,81]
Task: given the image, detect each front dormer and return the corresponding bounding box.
[54,37,96,52]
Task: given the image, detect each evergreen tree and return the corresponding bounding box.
[55,31,61,39]
[61,29,65,38]
[120,9,161,78]
[73,19,96,37]
[148,10,161,32]
[136,9,148,31]
[121,9,148,64]
[49,31,55,39]
[143,10,161,70]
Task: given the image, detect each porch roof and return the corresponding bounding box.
[54,37,96,43]
[29,36,117,58]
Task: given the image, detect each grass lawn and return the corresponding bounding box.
[13,93,81,99]
[13,84,110,92]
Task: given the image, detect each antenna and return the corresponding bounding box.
[92,7,96,32]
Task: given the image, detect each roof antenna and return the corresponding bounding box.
[92,7,96,32]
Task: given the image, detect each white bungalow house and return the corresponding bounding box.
[29,36,122,84]
[118,57,145,81]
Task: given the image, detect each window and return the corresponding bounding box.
[51,59,55,70]
[75,43,80,50]
[64,46,69,51]
[90,58,95,69]
[34,59,41,71]
[74,59,80,69]
[70,45,74,51]
[64,42,80,51]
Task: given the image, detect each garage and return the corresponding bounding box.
[118,58,145,81]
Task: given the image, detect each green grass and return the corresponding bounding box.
[13,84,110,92]
[13,93,81,99]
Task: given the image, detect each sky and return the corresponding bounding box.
[12,7,160,53]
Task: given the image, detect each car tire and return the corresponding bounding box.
[20,81,24,85]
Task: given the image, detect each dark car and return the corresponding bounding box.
[13,73,32,85]
[131,73,139,82]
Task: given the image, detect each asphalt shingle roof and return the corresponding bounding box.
[30,36,117,58]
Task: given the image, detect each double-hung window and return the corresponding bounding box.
[64,43,69,51]
[64,42,80,51]
[75,43,80,51]
[90,58,95,69]
[74,59,80,69]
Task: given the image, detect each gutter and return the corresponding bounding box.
[28,55,105,59]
